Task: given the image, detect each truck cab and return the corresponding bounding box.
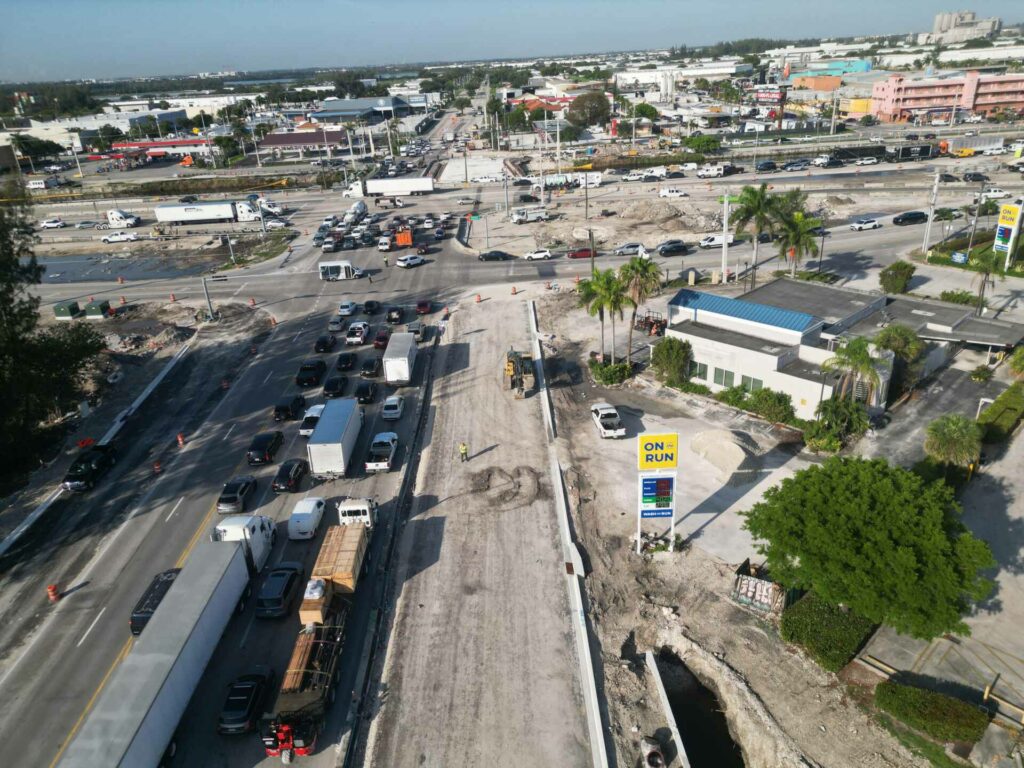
[107,209,141,228]
[337,498,378,528]
[211,515,276,573]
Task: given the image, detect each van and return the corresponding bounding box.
[510,207,550,224]
[337,497,378,528]
[129,568,181,635]
[696,165,724,179]
[287,497,326,540]
[698,233,736,249]
[107,209,141,228]
[658,188,688,199]
[378,236,392,252]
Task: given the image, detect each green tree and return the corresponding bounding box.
[682,135,721,153]
[507,106,530,131]
[747,388,796,423]
[823,337,881,401]
[484,95,504,118]
[732,184,777,288]
[874,324,925,396]
[92,124,125,152]
[579,269,628,363]
[879,260,916,294]
[742,457,994,639]
[775,209,820,277]
[815,397,870,440]
[651,337,693,387]
[619,257,663,362]
[633,103,659,120]
[925,414,982,474]
[566,92,610,128]
[1008,346,1024,379]
[559,124,582,143]
[860,114,877,126]
[452,97,472,114]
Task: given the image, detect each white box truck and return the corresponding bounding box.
[210,514,276,573]
[154,200,261,225]
[58,541,253,768]
[382,332,417,386]
[510,206,550,224]
[106,209,142,228]
[341,177,435,198]
[307,398,363,480]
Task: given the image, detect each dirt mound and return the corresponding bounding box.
[690,429,763,484]
[621,200,683,223]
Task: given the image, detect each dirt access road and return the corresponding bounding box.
[363,293,591,767]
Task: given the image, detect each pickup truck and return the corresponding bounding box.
[365,432,398,473]
[591,403,627,439]
[346,322,370,346]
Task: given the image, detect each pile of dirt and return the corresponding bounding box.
[690,429,763,485]
[621,199,684,223]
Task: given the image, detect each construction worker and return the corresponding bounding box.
[458,442,469,463]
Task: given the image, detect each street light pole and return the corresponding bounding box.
[921,171,940,258]
[201,276,216,321]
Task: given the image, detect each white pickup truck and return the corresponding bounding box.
[591,403,626,439]
[365,432,398,473]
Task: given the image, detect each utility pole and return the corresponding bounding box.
[463,149,469,184]
[584,176,589,220]
[503,174,510,218]
[921,171,941,258]
[588,228,597,276]
[721,196,731,282]
[556,118,561,175]
[966,180,986,256]
[198,112,217,169]
[829,90,839,135]
[201,276,216,321]
[251,111,263,167]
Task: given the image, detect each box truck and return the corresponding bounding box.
[341,177,435,198]
[210,515,276,573]
[154,200,262,225]
[382,332,417,385]
[306,398,363,480]
[106,209,142,228]
[510,206,550,224]
[59,541,253,768]
[939,135,1003,156]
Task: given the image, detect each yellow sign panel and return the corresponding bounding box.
[998,204,1021,229]
[638,433,679,470]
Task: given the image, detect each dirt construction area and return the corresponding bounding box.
[364,295,591,767]
[533,290,930,768]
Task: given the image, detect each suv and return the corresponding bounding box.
[963,172,989,183]
[893,211,928,226]
[272,459,308,493]
[613,243,643,256]
[386,306,403,324]
[657,240,689,257]
[273,394,306,421]
[61,444,117,491]
[129,569,180,635]
[314,334,337,353]
[295,359,327,387]
[246,431,284,465]
[217,476,257,514]
[256,562,305,619]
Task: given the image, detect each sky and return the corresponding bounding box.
[1,0,1021,82]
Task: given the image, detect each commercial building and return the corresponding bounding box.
[310,96,414,125]
[871,71,1024,122]
[110,138,214,159]
[917,10,1001,45]
[663,280,1024,420]
[614,60,754,95]
[106,94,264,118]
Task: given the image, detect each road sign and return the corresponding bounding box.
[638,433,678,470]
[951,251,968,264]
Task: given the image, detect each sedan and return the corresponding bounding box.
[657,241,689,257]
[179,195,199,203]
[373,328,391,350]
[479,250,513,261]
[613,243,644,256]
[335,351,356,371]
[434,227,446,240]
[338,301,358,316]
[256,563,305,619]
[217,476,257,514]
[855,157,880,166]
[264,218,289,230]
[218,667,276,734]
[567,248,596,259]
[271,458,308,493]
[397,254,425,268]
[323,375,348,398]
[415,299,432,315]
[40,218,66,229]
[314,334,337,353]
[298,404,325,437]
[295,359,327,387]
[938,173,959,183]
[327,315,346,333]
[355,381,378,404]
[361,356,383,378]
[456,197,475,205]
[849,218,881,231]
[382,395,405,421]
[963,172,989,183]
[75,220,100,229]
[523,249,552,260]
[363,300,381,314]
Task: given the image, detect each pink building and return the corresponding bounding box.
[871,71,1024,122]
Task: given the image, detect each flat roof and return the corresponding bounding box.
[741,278,883,326]
[669,288,818,333]
[779,357,831,384]
[847,295,1024,347]
[670,320,794,356]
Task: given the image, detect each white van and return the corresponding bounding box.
[106,209,141,228]
[659,188,688,199]
[698,233,736,249]
[378,235,393,252]
[696,165,724,179]
[288,497,326,540]
[337,497,378,528]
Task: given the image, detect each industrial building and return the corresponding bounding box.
[309,96,415,125]
[917,10,1001,45]
[871,70,1024,121]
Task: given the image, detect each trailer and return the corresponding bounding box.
[59,541,252,768]
[884,143,935,162]
[153,200,261,225]
[382,332,417,385]
[829,144,886,162]
[306,398,363,479]
[341,177,434,198]
[939,135,1004,156]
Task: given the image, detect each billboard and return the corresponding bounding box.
[994,204,1021,256]
[637,433,679,470]
[753,88,785,103]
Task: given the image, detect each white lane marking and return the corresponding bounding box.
[263,370,274,385]
[76,607,106,648]
[165,496,185,522]
[292,332,303,342]
[231,282,248,298]
[224,423,236,440]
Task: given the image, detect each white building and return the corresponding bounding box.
[614,60,753,94]
[917,10,1001,45]
[107,93,264,118]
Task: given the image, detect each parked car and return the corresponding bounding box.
[299,404,325,437]
[271,458,308,492]
[382,395,405,421]
[255,562,305,619]
[217,667,276,734]
[295,359,327,387]
[849,218,881,231]
[355,381,378,404]
[273,394,306,421]
[893,211,928,226]
[217,476,257,514]
[314,334,337,353]
[479,250,513,261]
[323,375,348,398]
[246,432,284,465]
[567,247,596,259]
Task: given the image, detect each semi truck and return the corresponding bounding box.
[885,143,934,162]
[210,514,276,573]
[58,540,257,768]
[106,209,142,228]
[263,524,369,762]
[939,134,1004,156]
[830,144,886,162]
[341,177,434,198]
[153,200,262,225]
[306,398,363,480]
[382,332,417,385]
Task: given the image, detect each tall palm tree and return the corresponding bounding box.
[578,269,623,363]
[775,209,820,277]
[971,250,1003,317]
[732,184,776,288]
[619,257,663,362]
[924,414,981,477]
[604,274,629,365]
[578,273,607,362]
[823,337,881,401]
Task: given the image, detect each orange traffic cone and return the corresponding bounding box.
[511,286,517,296]
[169,293,176,303]
[475,294,481,303]
[47,585,60,603]
[177,433,185,448]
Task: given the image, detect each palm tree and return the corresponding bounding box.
[873,324,924,365]
[732,184,777,288]
[924,414,982,476]
[823,337,881,401]
[619,257,663,362]
[578,273,608,362]
[775,209,821,277]
[604,274,630,365]
[971,250,1003,317]
[578,269,623,363]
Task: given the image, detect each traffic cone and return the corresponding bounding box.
[153,461,162,474]
[47,585,60,603]
[575,275,580,284]
[117,276,125,284]
[249,297,256,307]
[270,316,278,326]
[511,286,517,295]
[169,293,176,303]
[177,433,185,448]
[475,294,481,303]
[120,296,126,305]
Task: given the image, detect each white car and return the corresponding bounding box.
[658,188,689,198]
[976,188,1011,203]
[855,156,880,166]
[456,197,475,205]
[338,301,358,316]
[40,218,65,229]
[287,497,326,540]
[591,403,626,439]
[396,254,425,268]
[299,404,325,437]
[849,218,881,231]
[264,218,289,229]
[868,136,886,143]
[983,147,1006,156]
[523,249,552,260]
[381,395,405,421]
[102,231,139,243]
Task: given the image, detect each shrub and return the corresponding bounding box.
[650,337,692,386]
[803,421,842,453]
[971,365,993,382]
[939,289,980,307]
[715,386,748,409]
[747,388,796,423]
[588,359,632,385]
[977,382,1024,441]
[874,681,990,743]
[879,260,916,294]
[674,381,712,396]
[780,593,876,672]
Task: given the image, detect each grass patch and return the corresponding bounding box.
[780,593,876,672]
[977,381,1024,442]
[875,713,973,768]
[939,289,984,308]
[875,680,990,743]
[228,231,296,267]
[588,359,632,385]
[670,380,713,396]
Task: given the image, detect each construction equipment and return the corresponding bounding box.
[634,310,667,336]
[505,349,535,399]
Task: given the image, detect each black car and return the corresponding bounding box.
[129,569,180,635]
[905,133,920,141]
[518,194,540,203]
[666,170,686,179]
[295,359,327,387]
[755,161,777,173]
[386,306,403,324]
[218,667,276,734]
[335,351,356,371]
[273,394,306,421]
[360,357,383,378]
[657,241,689,257]
[363,300,381,314]
[314,334,337,353]
[893,211,928,226]
[938,173,959,182]
[61,444,116,492]
[963,172,989,183]
[355,381,378,404]
[246,431,284,465]
[256,562,305,619]
[323,375,348,398]
[822,158,844,168]
[179,195,199,203]
[479,250,513,261]
[271,458,308,492]
[512,178,532,186]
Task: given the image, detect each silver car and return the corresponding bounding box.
[217,476,257,514]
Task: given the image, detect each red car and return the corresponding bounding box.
[373,328,391,349]
[567,247,596,259]
[416,300,431,315]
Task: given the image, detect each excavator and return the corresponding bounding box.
[504,348,535,399]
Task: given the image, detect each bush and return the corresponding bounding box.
[747,388,796,424]
[674,380,712,396]
[715,386,749,408]
[977,382,1024,441]
[879,260,916,294]
[780,593,876,672]
[939,289,981,307]
[874,681,990,743]
[803,421,842,453]
[588,359,632,385]
[971,365,993,382]
[912,456,969,492]
[650,337,692,387]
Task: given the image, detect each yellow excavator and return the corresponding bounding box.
[505,349,535,399]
